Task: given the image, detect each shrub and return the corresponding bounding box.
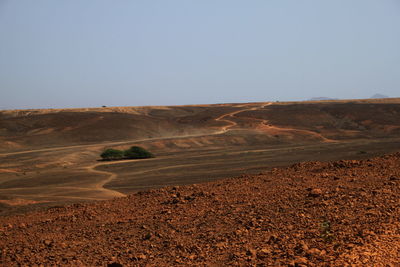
[124,146,154,159]
[100,148,124,160]
[100,146,154,161]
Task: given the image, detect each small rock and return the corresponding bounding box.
[259,248,271,254]
[295,256,309,265]
[307,248,321,256]
[309,188,323,197]
[135,254,147,260]
[143,233,152,240]
[43,240,53,247]
[300,242,309,252]
[246,248,256,257]
[155,232,163,238]
[320,173,329,178]
[257,247,271,259]
[294,241,308,254]
[268,234,279,244]
[215,242,226,248]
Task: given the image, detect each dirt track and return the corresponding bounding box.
[0,102,271,157]
[0,103,274,203]
[1,100,400,212]
[1,100,400,265]
[1,152,399,266]
[84,162,126,198]
[215,103,272,133]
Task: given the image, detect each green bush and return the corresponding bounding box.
[100,146,154,161]
[124,146,154,159]
[100,148,124,160]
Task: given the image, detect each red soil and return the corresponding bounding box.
[1,152,399,266]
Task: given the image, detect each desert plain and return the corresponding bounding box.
[1,98,400,265]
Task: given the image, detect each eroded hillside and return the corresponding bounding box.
[1,99,400,153]
[0,99,400,212]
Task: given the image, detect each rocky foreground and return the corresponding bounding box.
[1,153,400,266]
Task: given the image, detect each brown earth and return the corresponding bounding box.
[1,98,400,213]
[1,99,400,265]
[1,99,400,153]
[1,152,400,266]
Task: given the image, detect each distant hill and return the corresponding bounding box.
[370,94,389,99]
[308,97,339,101]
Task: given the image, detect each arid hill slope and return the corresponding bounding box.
[0,99,400,212]
[1,98,400,153]
[1,152,399,266]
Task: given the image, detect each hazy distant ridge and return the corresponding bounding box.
[370,93,389,99]
[308,97,339,101]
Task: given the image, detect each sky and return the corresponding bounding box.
[0,0,399,110]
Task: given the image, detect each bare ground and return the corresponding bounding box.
[1,99,400,210]
[1,99,400,265]
[1,152,399,266]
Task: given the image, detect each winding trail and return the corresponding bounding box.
[84,161,130,198]
[259,123,335,142]
[84,103,275,196]
[0,103,272,158]
[237,113,334,142]
[0,102,335,200]
[214,102,334,142]
[215,103,272,133]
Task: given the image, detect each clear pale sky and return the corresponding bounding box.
[0,1,399,110]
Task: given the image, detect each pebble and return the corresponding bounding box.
[43,240,53,247]
[309,188,323,197]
